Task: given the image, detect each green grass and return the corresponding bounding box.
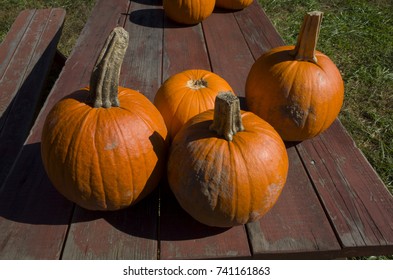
[0,0,391,261]
[0,0,96,56]
[1,1,391,193]
[258,0,393,194]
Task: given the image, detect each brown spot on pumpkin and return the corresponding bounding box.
[281,104,315,128]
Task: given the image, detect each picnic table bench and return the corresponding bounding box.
[1,0,392,260]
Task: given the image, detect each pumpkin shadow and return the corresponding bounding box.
[158,182,230,241]
[0,142,76,226]
[129,8,201,28]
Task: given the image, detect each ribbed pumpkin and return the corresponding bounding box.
[245,11,344,141]
[215,0,253,10]
[163,0,215,25]
[154,69,234,141]
[41,27,168,211]
[168,92,288,227]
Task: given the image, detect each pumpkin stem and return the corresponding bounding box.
[290,11,323,64]
[89,26,129,108]
[187,79,208,89]
[209,92,244,141]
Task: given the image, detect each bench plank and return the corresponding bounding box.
[62,0,162,260]
[297,120,393,257]
[0,8,65,188]
[159,9,251,260]
[202,11,254,97]
[247,146,341,259]
[0,0,128,259]
[202,4,341,259]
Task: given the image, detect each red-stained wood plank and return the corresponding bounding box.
[246,145,341,259]
[120,0,164,102]
[234,1,285,59]
[296,120,393,257]
[202,11,255,97]
[160,183,251,260]
[0,8,65,186]
[209,3,341,258]
[61,0,163,260]
[159,10,251,260]
[162,20,210,80]
[0,0,129,260]
[62,190,159,260]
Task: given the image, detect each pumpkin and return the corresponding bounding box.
[41,27,168,211]
[168,92,288,227]
[154,69,234,141]
[215,0,253,10]
[245,11,344,141]
[163,0,215,25]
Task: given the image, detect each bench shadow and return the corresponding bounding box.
[0,142,76,226]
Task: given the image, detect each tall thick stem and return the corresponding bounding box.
[89,27,129,108]
[209,92,244,141]
[290,11,323,64]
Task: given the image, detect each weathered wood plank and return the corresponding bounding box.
[0,8,65,186]
[160,184,251,260]
[62,190,159,260]
[159,10,251,260]
[61,0,162,260]
[121,0,164,102]
[246,145,341,259]
[202,11,255,97]
[0,0,128,260]
[211,3,341,258]
[162,20,210,80]
[296,120,393,257]
[234,1,285,58]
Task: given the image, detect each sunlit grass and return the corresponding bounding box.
[0,0,96,56]
[258,0,393,194]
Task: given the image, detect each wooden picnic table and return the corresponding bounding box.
[1,0,392,260]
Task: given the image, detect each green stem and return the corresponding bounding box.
[89,26,129,108]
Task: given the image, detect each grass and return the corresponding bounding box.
[3,0,390,195]
[0,0,96,56]
[258,0,393,194]
[0,0,391,260]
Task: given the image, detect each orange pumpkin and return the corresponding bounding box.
[163,0,215,25]
[168,92,288,227]
[245,11,344,141]
[41,27,168,211]
[215,0,253,10]
[154,69,234,141]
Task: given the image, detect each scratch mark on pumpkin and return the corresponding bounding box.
[104,141,118,150]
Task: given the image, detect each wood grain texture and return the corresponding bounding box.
[61,0,162,259]
[159,10,251,260]
[0,8,65,186]
[162,21,210,80]
[296,120,393,257]
[62,190,159,260]
[121,0,164,102]
[159,184,251,260]
[1,0,392,260]
[202,11,254,97]
[0,0,128,259]
[246,145,341,259]
[234,1,285,59]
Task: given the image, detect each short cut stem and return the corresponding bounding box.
[290,11,323,64]
[89,27,129,108]
[209,92,244,141]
